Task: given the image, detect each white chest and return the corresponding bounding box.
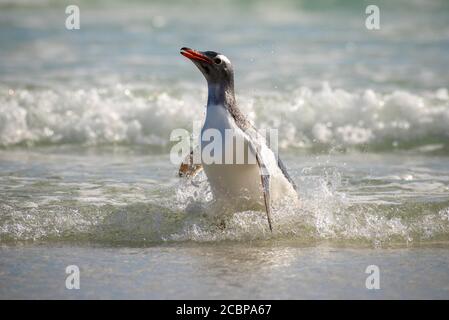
[200,104,263,204]
[200,104,241,160]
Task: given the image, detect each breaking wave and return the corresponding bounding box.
[1,83,449,153]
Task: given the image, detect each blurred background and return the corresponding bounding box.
[1,0,448,151]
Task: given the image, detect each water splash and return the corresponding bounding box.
[2,162,448,247]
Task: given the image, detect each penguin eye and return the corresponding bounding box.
[213,58,222,65]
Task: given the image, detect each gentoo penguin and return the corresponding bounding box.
[179,47,298,231]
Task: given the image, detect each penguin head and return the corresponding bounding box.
[180,47,233,86]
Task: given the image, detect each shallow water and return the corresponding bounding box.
[0,0,449,299]
[1,148,449,245]
[1,243,449,299]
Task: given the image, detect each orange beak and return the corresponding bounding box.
[180,47,212,64]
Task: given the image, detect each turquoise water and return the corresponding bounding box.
[0,0,449,299]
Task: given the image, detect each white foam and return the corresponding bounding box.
[1,84,448,151]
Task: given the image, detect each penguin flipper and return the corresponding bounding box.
[178,149,203,178]
[277,157,298,192]
[255,152,273,232]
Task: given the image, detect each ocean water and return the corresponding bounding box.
[1,0,449,299]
